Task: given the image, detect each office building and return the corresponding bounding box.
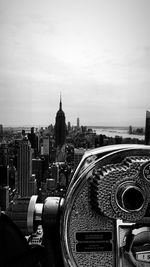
[0,124,3,141]
[28,127,38,155]
[6,197,30,235]
[67,121,71,132]
[77,118,80,129]
[0,165,9,186]
[51,163,59,185]
[28,174,37,196]
[32,158,44,187]
[43,137,49,155]
[74,148,85,169]
[0,185,9,211]
[55,96,66,148]
[9,159,17,190]
[17,137,36,197]
[145,110,150,145]
[0,144,8,165]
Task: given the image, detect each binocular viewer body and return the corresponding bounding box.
[59,144,150,267]
[3,144,150,267]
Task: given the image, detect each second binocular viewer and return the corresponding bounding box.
[27,144,150,266]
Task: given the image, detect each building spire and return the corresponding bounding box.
[55,92,66,151]
[59,92,62,110]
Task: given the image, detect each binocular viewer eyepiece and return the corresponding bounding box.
[116,183,145,212]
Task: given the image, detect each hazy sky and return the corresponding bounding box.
[0,0,150,127]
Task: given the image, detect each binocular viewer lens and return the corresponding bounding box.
[117,183,145,212]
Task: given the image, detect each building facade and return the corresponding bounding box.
[55,96,66,148]
[17,137,36,197]
[145,110,150,145]
[0,124,3,141]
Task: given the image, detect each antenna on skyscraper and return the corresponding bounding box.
[60,92,62,110]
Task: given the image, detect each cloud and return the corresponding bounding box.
[129,46,150,70]
[0,0,150,126]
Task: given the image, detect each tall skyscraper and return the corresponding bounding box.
[28,127,38,156]
[145,110,150,145]
[32,158,44,187]
[77,117,80,129]
[0,165,9,211]
[42,137,49,155]
[67,121,71,132]
[0,124,3,141]
[55,95,66,148]
[0,144,8,165]
[16,137,36,197]
[8,159,17,190]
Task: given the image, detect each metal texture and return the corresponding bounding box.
[60,145,150,267]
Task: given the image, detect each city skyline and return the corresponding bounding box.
[0,0,150,127]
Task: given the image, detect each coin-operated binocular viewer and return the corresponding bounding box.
[25,144,150,267]
[2,144,150,267]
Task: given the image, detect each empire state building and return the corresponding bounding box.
[55,96,66,149]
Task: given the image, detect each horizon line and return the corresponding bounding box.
[2,124,145,129]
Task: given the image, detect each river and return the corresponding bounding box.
[90,127,145,141]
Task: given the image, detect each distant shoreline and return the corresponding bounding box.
[89,126,145,140]
[87,125,144,130]
[3,125,145,140]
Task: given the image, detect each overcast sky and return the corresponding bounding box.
[0,0,150,127]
